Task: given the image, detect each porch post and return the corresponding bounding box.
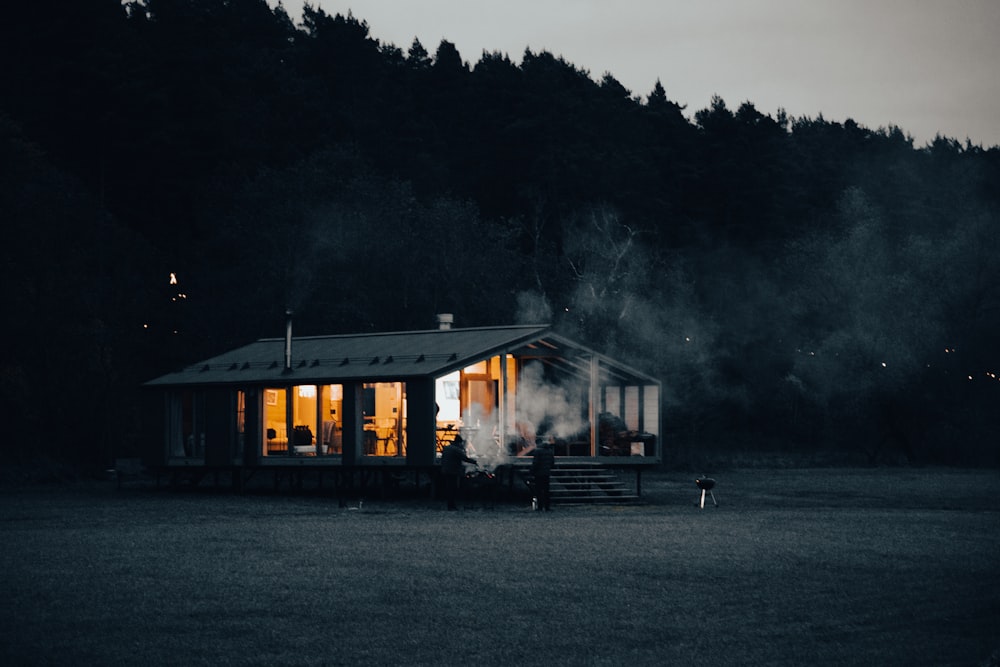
[499,353,508,454]
[316,384,325,456]
[405,377,436,467]
[243,388,260,465]
[589,354,599,456]
[341,381,362,466]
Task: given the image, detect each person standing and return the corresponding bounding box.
[531,437,555,511]
[440,435,476,510]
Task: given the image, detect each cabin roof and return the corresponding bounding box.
[145,324,658,388]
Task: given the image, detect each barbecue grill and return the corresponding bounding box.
[695,477,718,508]
[464,467,498,509]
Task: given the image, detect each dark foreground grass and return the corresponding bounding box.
[1,468,997,666]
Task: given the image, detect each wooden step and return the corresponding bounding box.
[520,463,642,505]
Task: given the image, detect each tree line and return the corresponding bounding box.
[2,0,998,468]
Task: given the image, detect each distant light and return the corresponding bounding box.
[685,336,691,342]
[881,362,887,367]
[169,272,177,285]
[968,375,973,380]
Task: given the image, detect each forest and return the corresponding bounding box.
[2,0,998,468]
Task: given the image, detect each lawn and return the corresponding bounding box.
[1,468,997,666]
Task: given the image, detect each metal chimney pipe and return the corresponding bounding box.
[284,309,293,370]
[436,313,454,330]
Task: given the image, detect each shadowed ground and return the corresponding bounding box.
[1,468,997,666]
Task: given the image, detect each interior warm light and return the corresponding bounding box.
[298,385,316,398]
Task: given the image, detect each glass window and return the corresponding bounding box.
[436,360,502,461]
[435,372,461,451]
[362,382,406,457]
[291,385,318,455]
[320,384,343,456]
[604,386,621,417]
[236,391,245,455]
[624,386,640,431]
[262,388,287,456]
[168,390,205,459]
[642,385,659,436]
[598,384,658,456]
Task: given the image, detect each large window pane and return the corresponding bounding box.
[643,385,659,436]
[166,390,205,459]
[262,388,286,456]
[320,384,343,456]
[363,382,405,457]
[290,385,318,455]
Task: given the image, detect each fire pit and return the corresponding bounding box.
[464,466,498,509]
[695,477,718,508]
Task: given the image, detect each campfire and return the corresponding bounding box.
[464,465,499,509]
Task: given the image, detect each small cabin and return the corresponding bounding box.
[144,323,661,486]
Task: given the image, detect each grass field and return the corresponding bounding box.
[1,468,998,666]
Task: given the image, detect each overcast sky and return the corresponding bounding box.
[271,0,1000,148]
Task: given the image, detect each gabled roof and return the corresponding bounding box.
[146,324,660,388]
[146,324,553,387]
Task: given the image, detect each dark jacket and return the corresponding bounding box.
[441,442,475,475]
[531,443,555,477]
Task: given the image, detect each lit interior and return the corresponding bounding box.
[165,353,659,461]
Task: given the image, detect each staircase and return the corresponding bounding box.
[519,462,642,506]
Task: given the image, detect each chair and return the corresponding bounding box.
[363,429,377,455]
[322,420,340,455]
[266,428,283,454]
[436,424,457,452]
[375,418,398,456]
